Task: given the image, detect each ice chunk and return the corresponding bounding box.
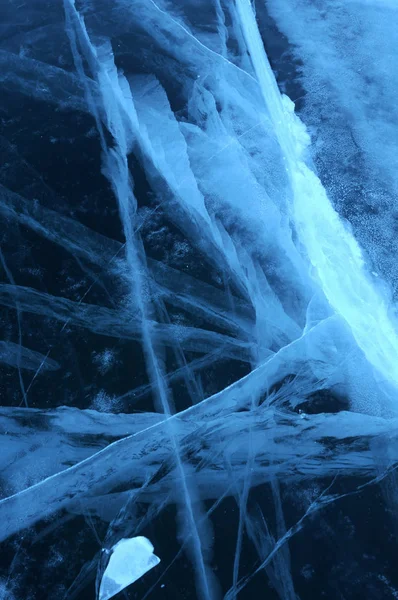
[98,537,160,600]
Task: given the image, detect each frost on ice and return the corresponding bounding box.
[98,537,160,600]
[1,0,398,598]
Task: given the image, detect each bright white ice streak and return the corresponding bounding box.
[236,0,398,393]
[64,3,219,598]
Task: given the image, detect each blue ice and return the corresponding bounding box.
[0,0,397,598]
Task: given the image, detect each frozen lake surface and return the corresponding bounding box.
[1,0,398,598]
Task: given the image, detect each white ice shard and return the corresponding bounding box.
[99,536,160,600]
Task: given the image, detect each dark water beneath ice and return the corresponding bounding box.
[1,1,398,599]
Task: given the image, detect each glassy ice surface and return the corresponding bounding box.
[1,0,398,598]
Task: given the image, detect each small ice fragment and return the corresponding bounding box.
[99,536,160,600]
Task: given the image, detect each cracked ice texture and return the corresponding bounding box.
[0,0,398,599]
